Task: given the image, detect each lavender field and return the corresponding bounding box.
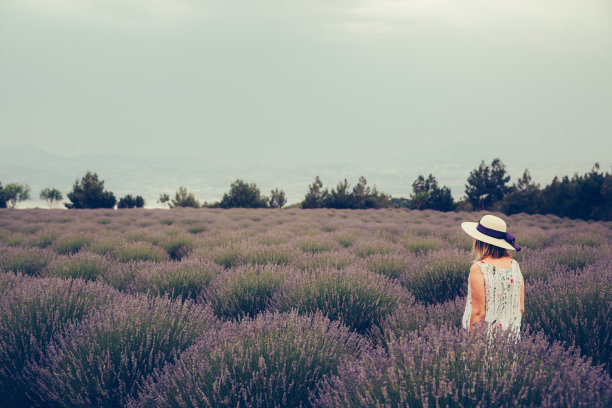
[0,208,610,407]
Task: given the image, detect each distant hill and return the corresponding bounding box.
[0,145,604,208]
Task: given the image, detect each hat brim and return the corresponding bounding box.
[461,222,516,251]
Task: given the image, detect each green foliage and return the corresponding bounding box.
[117,242,168,263]
[39,187,63,208]
[269,188,287,208]
[2,183,31,209]
[302,176,392,209]
[497,169,542,214]
[537,163,611,221]
[65,171,116,209]
[407,174,455,211]
[52,234,92,255]
[465,158,511,211]
[169,187,199,208]
[302,176,325,208]
[204,265,286,320]
[0,182,5,208]
[219,179,269,208]
[157,193,170,205]
[117,194,145,209]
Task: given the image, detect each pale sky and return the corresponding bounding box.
[1,0,611,166]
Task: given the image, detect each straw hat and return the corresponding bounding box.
[461,214,521,251]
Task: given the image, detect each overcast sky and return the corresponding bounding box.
[1,0,611,167]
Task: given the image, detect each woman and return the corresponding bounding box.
[460,215,524,339]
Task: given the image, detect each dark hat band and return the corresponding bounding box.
[476,223,521,251]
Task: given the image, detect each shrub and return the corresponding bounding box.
[315,325,611,407]
[160,235,194,261]
[273,267,413,336]
[380,296,465,345]
[542,244,609,270]
[0,276,117,406]
[89,236,121,256]
[129,259,222,301]
[45,253,111,281]
[211,245,245,268]
[118,242,168,263]
[52,233,92,255]
[297,237,337,254]
[132,310,369,408]
[352,238,394,258]
[293,250,355,271]
[524,262,612,373]
[401,235,445,254]
[29,295,217,407]
[0,247,55,276]
[361,253,411,280]
[27,230,57,249]
[204,264,287,320]
[400,249,471,304]
[243,245,295,266]
[117,194,145,209]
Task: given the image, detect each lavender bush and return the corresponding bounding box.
[315,325,612,407]
[204,263,287,320]
[400,249,472,304]
[273,266,414,336]
[523,260,612,373]
[0,274,118,406]
[0,246,55,276]
[132,310,369,408]
[28,294,217,407]
[129,259,223,301]
[45,252,111,281]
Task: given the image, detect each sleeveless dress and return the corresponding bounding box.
[462,258,523,340]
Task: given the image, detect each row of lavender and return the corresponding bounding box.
[0,208,610,406]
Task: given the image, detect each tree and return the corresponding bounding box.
[40,187,63,208]
[324,179,354,209]
[269,188,287,208]
[408,174,455,211]
[219,179,268,208]
[117,195,145,209]
[497,169,541,215]
[65,172,116,209]
[3,183,31,209]
[0,183,6,208]
[465,158,511,211]
[158,193,170,207]
[170,186,200,208]
[302,176,326,209]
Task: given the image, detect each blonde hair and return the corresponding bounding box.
[472,239,511,261]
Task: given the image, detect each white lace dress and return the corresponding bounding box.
[462,259,523,340]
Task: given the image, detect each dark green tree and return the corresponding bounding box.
[324,179,354,209]
[408,174,455,211]
[219,179,268,208]
[269,188,287,208]
[40,187,63,208]
[0,183,5,208]
[117,195,145,209]
[465,158,511,210]
[65,172,116,209]
[170,187,200,208]
[497,169,541,214]
[301,176,326,209]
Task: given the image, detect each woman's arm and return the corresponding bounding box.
[520,270,525,317]
[468,263,486,335]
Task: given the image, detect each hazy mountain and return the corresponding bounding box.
[0,145,603,208]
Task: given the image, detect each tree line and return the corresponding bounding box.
[0,159,609,220]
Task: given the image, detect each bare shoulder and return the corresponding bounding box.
[468,263,484,281]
